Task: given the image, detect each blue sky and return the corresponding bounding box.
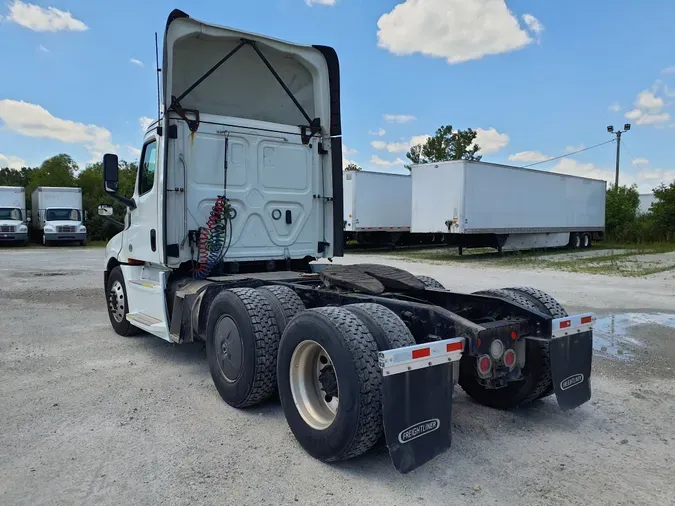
[0,0,674,193]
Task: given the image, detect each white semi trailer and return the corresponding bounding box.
[98,9,596,474]
[31,187,87,246]
[411,160,606,254]
[0,186,29,246]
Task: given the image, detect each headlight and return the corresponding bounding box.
[18,225,27,232]
[79,226,86,232]
[44,226,55,232]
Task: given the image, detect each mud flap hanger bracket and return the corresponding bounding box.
[168,38,321,143]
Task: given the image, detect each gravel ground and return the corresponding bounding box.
[1,247,674,506]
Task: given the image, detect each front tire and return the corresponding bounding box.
[106,266,139,336]
[277,307,382,462]
[416,275,445,290]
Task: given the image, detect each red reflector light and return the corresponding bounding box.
[412,348,430,359]
[127,258,144,266]
[581,315,593,325]
[504,349,516,368]
[559,320,571,329]
[511,330,518,340]
[478,355,491,374]
[477,338,482,348]
[446,342,463,353]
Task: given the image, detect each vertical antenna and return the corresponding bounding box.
[155,32,161,121]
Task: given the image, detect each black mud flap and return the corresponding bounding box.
[382,363,453,474]
[550,330,593,410]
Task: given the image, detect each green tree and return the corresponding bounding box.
[28,154,78,195]
[605,184,640,238]
[344,163,362,172]
[405,125,481,170]
[651,181,675,240]
[0,166,36,186]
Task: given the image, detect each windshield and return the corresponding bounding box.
[0,207,22,221]
[46,208,81,221]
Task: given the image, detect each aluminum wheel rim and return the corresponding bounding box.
[290,340,339,430]
[108,280,125,323]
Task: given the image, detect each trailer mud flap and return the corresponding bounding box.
[379,338,464,474]
[550,330,593,410]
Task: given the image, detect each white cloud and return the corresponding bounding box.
[126,146,141,158]
[383,114,416,124]
[624,88,671,126]
[631,157,649,168]
[6,0,87,32]
[608,102,621,112]
[508,151,549,163]
[0,154,27,169]
[625,109,671,125]
[368,128,386,136]
[370,140,387,150]
[371,134,431,153]
[634,90,664,112]
[305,0,336,5]
[410,134,431,147]
[474,127,509,154]
[0,99,117,162]
[377,0,534,65]
[342,144,357,156]
[661,66,675,75]
[130,58,144,67]
[565,144,585,153]
[139,116,154,132]
[38,44,49,53]
[370,155,406,167]
[522,13,544,43]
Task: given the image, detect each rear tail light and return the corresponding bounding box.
[490,340,504,359]
[503,349,516,369]
[477,355,491,376]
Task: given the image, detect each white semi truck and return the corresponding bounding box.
[99,9,596,474]
[0,186,29,246]
[411,160,606,254]
[31,187,87,246]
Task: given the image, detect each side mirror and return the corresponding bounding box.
[103,153,119,193]
[98,205,113,216]
[26,210,32,224]
[102,153,136,210]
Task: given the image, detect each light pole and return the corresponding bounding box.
[607,123,631,188]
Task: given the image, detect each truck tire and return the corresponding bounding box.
[582,233,591,249]
[105,266,139,337]
[277,307,382,462]
[569,232,581,249]
[416,275,445,290]
[502,286,568,399]
[345,303,415,351]
[256,285,305,336]
[206,288,280,408]
[80,239,87,247]
[42,234,51,247]
[459,288,553,409]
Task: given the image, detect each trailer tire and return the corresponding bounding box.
[277,307,382,462]
[105,266,139,337]
[503,287,568,399]
[345,303,415,351]
[206,288,279,408]
[582,233,591,249]
[416,275,445,290]
[569,232,581,249]
[460,288,553,409]
[256,285,305,336]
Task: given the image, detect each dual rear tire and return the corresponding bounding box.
[204,287,415,462]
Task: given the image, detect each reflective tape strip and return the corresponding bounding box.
[379,338,465,376]
[551,313,595,338]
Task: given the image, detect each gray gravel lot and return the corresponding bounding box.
[1,247,674,505]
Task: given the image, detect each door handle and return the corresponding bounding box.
[150,229,156,252]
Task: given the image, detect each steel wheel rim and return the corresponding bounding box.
[214,316,243,382]
[575,235,581,248]
[108,280,125,323]
[290,340,339,430]
[583,235,589,247]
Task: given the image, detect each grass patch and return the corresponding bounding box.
[86,241,107,248]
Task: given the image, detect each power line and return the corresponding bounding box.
[620,139,645,171]
[523,139,616,168]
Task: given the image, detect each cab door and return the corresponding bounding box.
[124,130,162,264]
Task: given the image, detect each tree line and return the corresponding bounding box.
[0,154,136,242]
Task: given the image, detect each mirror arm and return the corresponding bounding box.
[108,192,137,210]
[102,215,125,229]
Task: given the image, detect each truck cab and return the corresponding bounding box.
[0,186,29,246]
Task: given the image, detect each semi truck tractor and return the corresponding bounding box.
[99,9,595,473]
[31,187,87,246]
[0,186,29,246]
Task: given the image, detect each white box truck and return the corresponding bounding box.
[0,186,29,246]
[411,161,606,253]
[31,187,87,246]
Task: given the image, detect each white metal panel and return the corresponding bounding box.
[343,172,355,231]
[34,187,82,211]
[0,186,25,210]
[411,162,465,233]
[350,171,411,231]
[462,162,606,233]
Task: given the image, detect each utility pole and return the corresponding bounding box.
[607,123,630,188]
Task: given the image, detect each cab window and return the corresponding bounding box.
[139,140,157,195]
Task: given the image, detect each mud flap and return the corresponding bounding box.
[550,330,593,410]
[379,338,464,474]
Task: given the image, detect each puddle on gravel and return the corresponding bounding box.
[593,313,675,360]
[10,270,82,278]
